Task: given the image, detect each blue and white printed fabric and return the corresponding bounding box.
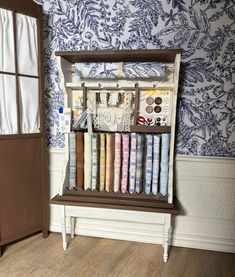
[145,134,153,195]
[135,134,144,193]
[160,134,170,196]
[73,62,166,79]
[152,135,160,195]
[129,133,137,193]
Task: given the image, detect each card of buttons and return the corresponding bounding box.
[138,89,171,126]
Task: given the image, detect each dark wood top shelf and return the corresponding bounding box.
[55,49,182,63]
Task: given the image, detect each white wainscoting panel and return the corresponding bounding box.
[47,149,235,253]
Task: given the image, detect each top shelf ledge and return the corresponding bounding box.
[55,49,182,63]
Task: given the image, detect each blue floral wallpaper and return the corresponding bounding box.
[34,0,235,157]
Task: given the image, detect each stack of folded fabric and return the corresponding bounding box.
[73,132,170,195]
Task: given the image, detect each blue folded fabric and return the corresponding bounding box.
[160,134,170,196]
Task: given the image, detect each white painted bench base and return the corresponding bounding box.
[60,205,172,263]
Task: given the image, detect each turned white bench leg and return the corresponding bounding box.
[163,228,170,263]
[61,206,67,250]
[163,214,171,263]
[70,217,75,239]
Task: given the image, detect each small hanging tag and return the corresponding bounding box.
[58,107,71,133]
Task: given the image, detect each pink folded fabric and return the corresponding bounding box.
[114,133,121,192]
[105,133,114,192]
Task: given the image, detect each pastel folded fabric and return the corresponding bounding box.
[91,133,99,191]
[105,133,114,192]
[99,133,106,191]
[160,134,170,196]
[76,132,84,189]
[129,133,137,193]
[84,133,92,190]
[145,134,153,195]
[69,132,76,188]
[135,134,144,193]
[152,135,160,195]
[113,133,121,192]
[121,134,130,193]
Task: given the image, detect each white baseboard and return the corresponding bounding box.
[48,150,235,253]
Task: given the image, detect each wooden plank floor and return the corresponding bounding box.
[0,233,234,277]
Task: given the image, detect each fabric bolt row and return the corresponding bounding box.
[71,132,170,195]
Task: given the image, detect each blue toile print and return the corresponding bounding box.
[33,0,235,157]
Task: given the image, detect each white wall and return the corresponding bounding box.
[48,149,235,253]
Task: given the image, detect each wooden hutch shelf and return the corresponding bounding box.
[52,48,182,262]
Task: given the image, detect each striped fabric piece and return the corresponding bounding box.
[84,133,92,190]
[152,135,160,195]
[69,132,77,188]
[135,134,144,193]
[144,134,153,195]
[113,133,121,192]
[121,134,130,193]
[105,133,114,192]
[160,134,170,196]
[129,133,137,193]
[91,133,99,191]
[99,133,106,191]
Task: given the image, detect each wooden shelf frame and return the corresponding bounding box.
[54,48,181,212]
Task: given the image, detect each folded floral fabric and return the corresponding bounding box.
[113,133,121,192]
[152,135,160,195]
[91,133,99,191]
[129,133,137,193]
[74,62,166,79]
[99,133,106,191]
[76,132,84,189]
[121,134,130,193]
[135,134,144,193]
[84,133,92,190]
[160,134,170,196]
[105,133,114,192]
[145,134,153,195]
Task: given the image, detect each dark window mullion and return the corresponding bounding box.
[37,15,44,134]
[0,70,39,79]
[12,11,21,134]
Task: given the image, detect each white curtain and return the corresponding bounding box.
[0,9,40,134]
[0,74,18,134]
[17,13,38,76]
[0,8,15,72]
[19,77,40,134]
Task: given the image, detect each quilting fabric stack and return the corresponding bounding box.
[113,133,121,192]
[105,133,114,192]
[71,132,170,195]
[160,133,170,196]
[99,133,105,191]
[121,134,130,193]
[76,132,84,189]
[84,133,92,190]
[91,133,99,191]
[152,135,160,195]
[69,132,76,188]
